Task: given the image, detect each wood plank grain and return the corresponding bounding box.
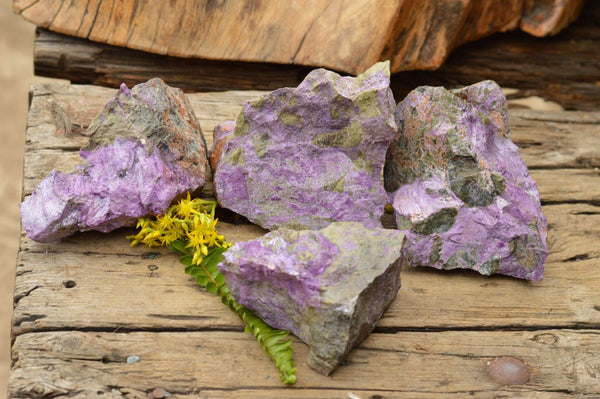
[12,82,600,396]
[531,169,600,204]
[12,203,600,335]
[167,390,581,399]
[19,0,399,74]
[25,84,600,158]
[21,84,600,196]
[16,0,584,74]
[29,1,599,111]
[9,329,600,397]
[24,84,264,152]
[14,83,600,336]
[33,27,311,93]
[510,110,600,169]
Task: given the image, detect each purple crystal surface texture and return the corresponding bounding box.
[219,221,405,375]
[384,80,547,281]
[214,62,397,230]
[21,78,208,243]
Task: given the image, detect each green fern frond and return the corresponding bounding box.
[128,195,296,384]
[172,242,297,384]
[236,306,297,384]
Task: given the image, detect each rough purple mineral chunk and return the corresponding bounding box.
[21,78,208,243]
[384,80,547,281]
[214,62,397,230]
[219,221,405,375]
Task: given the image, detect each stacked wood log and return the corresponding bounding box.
[24,1,600,111]
[15,0,584,74]
[394,0,600,112]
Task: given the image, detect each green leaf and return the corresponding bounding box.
[184,265,195,276]
[180,254,193,267]
[203,247,227,268]
[195,275,212,287]
[205,282,218,293]
[214,273,226,286]
[238,305,297,384]
[169,240,188,254]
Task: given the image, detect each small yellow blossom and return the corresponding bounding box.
[174,192,200,219]
[128,193,230,266]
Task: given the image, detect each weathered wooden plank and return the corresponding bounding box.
[509,110,600,169]
[168,390,583,399]
[13,204,600,335]
[29,1,599,111]
[15,83,600,336]
[12,82,600,396]
[21,84,600,198]
[392,2,600,112]
[24,84,263,152]
[32,28,310,93]
[15,0,584,75]
[25,85,600,161]
[9,329,600,397]
[531,169,600,204]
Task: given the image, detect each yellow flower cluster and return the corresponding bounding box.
[128,193,231,265]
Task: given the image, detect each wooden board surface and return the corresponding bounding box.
[30,0,600,112]
[9,83,600,397]
[10,329,600,397]
[14,0,584,74]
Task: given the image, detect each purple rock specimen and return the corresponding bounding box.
[214,61,397,230]
[21,78,208,243]
[384,80,547,281]
[219,221,405,375]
